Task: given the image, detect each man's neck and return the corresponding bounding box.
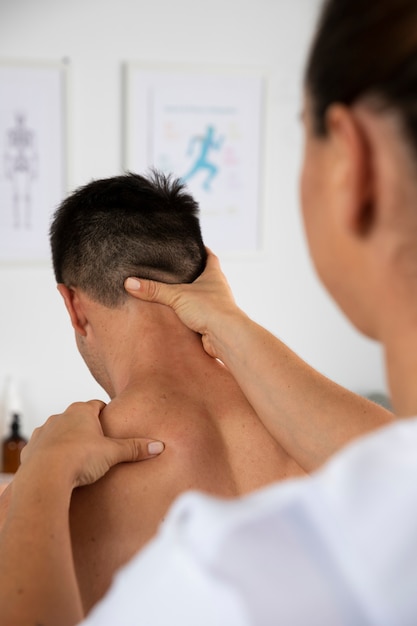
[108,328,215,397]
[87,297,219,398]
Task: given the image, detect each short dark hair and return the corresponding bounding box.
[305,0,417,153]
[50,170,207,307]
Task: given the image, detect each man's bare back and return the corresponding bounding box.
[44,170,307,617]
[70,365,306,613]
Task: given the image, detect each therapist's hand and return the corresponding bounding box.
[0,399,165,626]
[124,249,240,359]
[20,400,165,489]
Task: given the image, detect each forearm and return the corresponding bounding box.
[0,462,83,626]
[211,310,394,471]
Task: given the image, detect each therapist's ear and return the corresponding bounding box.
[57,284,88,336]
[325,104,374,236]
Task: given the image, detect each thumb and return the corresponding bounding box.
[124,276,179,307]
[74,438,165,488]
[111,437,165,464]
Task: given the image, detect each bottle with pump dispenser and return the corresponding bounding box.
[1,377,28,474]
[2,413,27,474]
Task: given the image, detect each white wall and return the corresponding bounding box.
[0,0,387,438]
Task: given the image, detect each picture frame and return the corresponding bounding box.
[124,62,265,254]
[0,59,68,264]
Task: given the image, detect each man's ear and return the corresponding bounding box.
[57,284,88,336]
[326,104,374,236]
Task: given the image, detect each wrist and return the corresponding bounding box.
[206,307,251,364]
[13,455,75,504]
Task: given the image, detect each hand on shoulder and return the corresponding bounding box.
[19,400,165,490]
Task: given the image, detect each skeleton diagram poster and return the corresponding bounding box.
[0,61,66,263]
[125,65,264,253]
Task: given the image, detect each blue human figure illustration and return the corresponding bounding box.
[182,125,224,191]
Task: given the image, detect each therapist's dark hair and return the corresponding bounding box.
[305,0,417,150]
[50,170,207,308]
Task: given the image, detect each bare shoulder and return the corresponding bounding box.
[70,395,222,612]
[70,388,299,612]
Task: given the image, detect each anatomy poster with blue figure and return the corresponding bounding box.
[0,61,66,263]
[125,66,264,253]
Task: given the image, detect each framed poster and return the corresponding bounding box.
[0,60,67,263]
[124,63,265,254]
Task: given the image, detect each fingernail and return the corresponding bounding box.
[148,441,164,455]
[125,277,141,291]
